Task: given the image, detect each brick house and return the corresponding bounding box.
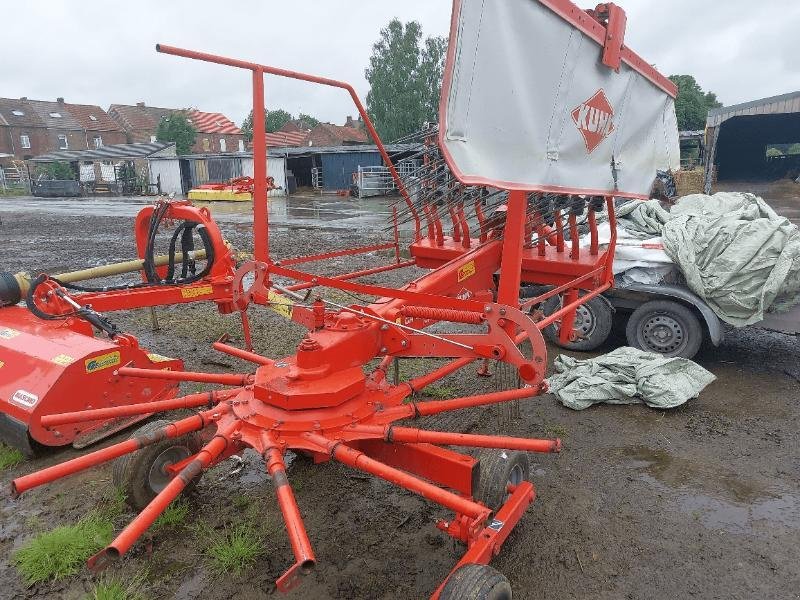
[0,97,126,165]
[306,121,369,147]
[25,99,86,156]
[65,102,127,149]
[108,102,245,154]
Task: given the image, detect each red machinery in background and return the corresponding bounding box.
[0,200,241,454]
[12,1,680,597]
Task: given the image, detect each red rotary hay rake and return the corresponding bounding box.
[12,1,679,596]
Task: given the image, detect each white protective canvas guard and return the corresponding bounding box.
[439,0,680,199]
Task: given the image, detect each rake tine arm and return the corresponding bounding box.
[304,432,489,521]
[87,420,240,572]
[40,389,239,427]
[11,406,227,497]
[117,366,251,386]
[212,341,274,366]
[382,386,538,422]
[348,424,561,453]
[261,432,316,592]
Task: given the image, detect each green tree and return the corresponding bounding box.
[156,112,196,155]
[365,19,447,141]
[244,109,295,141]
[668,75,723,131]
[297,113,320,129]
[418,35,448,123]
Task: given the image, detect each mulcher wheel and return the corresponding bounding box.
[440,564,512,600]
[112,419,203,511]
[475,450,530,512]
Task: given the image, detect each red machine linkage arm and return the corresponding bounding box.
[156,44,422,242]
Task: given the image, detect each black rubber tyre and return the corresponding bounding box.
[541,294,613,351]
[440,564,512,600]
[475,450,530,512]
[625,300,703,359]
[112,419,203,511]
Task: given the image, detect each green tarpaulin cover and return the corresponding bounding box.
[548,347,716,410]
[616,193,800,326]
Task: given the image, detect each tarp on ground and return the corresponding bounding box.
[612,192,800,326]
[547,347,716,410]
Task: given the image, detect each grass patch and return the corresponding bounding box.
[205,524,262,574]
[13,516,113,584]
[545,423,568,438]
[85,574,146,600]
[152,499,190,531]
[421,385,456,400]
[0,443,25,471]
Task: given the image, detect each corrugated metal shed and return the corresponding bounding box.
[30,142,176,162]
[148,159,183,195]
[706,91,800,127]
[148,153,287,197]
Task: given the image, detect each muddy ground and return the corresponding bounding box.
[0,192,798,600]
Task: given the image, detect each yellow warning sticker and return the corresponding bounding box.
[85,350,121,374]
[267,289,293,319]
[0,327,20,340]
[457,260,476,282]
[52,354,75,367]
[147,353,173,363]
[181,284,214,299]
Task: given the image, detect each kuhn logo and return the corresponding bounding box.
[11,389,39,408]
[571,90,615,153]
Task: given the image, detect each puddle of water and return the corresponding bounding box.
[174,568,207,600]
[213,448,297,488]
[620,445,800,533]
[0,195,412,232]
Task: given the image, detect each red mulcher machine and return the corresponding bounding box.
[0,200,246,455]
[11,1,679,597]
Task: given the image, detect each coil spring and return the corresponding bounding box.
[398,306,485,324]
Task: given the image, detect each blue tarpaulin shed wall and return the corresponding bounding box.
[319,151,382,190]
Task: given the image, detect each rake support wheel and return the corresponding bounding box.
[440,564,512,600]
[112,419,203,511]
[475,449,530,512]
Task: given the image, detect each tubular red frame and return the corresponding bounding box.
[11,29,650,596]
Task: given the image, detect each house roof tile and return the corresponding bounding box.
[64,103,124,132]
[25,100,83,129]
[0,98,46,128]
[187,109,241,135]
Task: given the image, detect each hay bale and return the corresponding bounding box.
[674,168,706,196]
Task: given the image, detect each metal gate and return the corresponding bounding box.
[311,167,323,190]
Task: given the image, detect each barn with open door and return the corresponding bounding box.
[705,91,800,191]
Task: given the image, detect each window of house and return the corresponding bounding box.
[219,138,227,152]
[238,139,245,152]
[20,134,31,149]
[49,112,62,118]
[202,138,210,151]
[93,136,103,148]
[150,135,157,143]
[89,115,98,121]
[58,134,68,149]
[11,110,24,116]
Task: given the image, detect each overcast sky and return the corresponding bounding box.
[3,1,799,128]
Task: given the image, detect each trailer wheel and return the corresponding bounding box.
[541,294,612,351]
[625,300,703,359]
[440,564,512,600]
[112,419,202,511]
[475,450,530,512]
